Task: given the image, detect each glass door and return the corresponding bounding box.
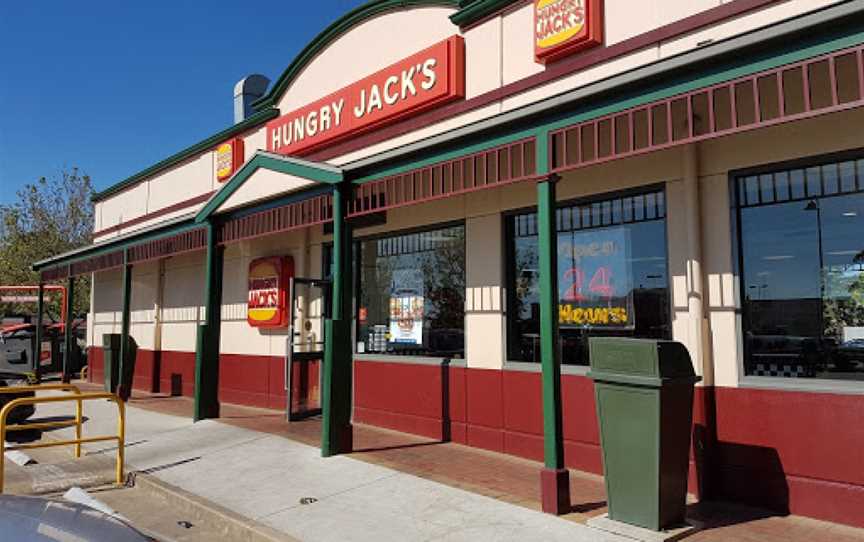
[286,277,330,420]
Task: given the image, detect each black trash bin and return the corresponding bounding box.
[587,337,701,532]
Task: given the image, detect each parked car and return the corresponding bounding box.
[0,322,86,378]
[0,374,35,424]
[0,495,154,541]
[834,338,864,371]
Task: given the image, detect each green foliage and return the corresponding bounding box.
[0,168,94,320]
[822,255,864,340]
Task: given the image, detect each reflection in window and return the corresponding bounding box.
[738,159,864,381]
[507,189,670,365]
[357,225,465,358]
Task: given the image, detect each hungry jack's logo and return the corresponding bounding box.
[247,256,293,328]
[216,137,244,182]
[534,0,603,64]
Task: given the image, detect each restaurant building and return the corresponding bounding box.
[33,0,864,527]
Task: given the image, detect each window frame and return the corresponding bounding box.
[503,183,672,368]
[731,147,864,394]
[352,219,468,360]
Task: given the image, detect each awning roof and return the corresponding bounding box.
[32,213,197,272]
[194,151,343,223]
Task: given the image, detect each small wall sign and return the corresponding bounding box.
[216,137,245,182]
[247,256,293,328]
[534,0,603,64]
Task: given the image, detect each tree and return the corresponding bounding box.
[0,168,94,320]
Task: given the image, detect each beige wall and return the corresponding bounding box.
[218,168,316,213]
[160,252,205,352]
[90,267,123,348]
[86,0,859,394]
[88,108,864,393]
[465,214,506,370]
[93,0,841,228]
[332,0,838,165]
[220,227,327,357]
[276,7,459,113]
[88,260,159,350]
[93,127,268,242]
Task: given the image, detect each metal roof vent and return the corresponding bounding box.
[233,74,270,123]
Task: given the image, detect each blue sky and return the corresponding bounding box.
[0,1,364,205]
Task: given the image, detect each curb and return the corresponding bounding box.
[130,472,298,542]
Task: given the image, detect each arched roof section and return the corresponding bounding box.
[251,0,462,112]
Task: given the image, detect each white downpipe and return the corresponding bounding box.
[682,144,712,385]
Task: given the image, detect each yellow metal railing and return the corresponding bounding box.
[0,385,125,493]
[0,384,84,457]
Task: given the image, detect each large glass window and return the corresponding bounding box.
[737,157,864,381]
[506,188,671,365]
[357,224,465,358]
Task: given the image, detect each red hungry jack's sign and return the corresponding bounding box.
[267,36,465,156]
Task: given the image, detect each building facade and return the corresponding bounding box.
[35,0,864,527]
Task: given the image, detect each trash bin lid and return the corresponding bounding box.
[587,338,701,387]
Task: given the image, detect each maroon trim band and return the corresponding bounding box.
[94,191,215,237]
[305,0,782,162]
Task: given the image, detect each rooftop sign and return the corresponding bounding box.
[267,36,465,156]
[534,0,603,64]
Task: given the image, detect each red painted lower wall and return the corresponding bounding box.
[353,360,864,529]
[88,347,196,397]
[710,386,864,526]
[353,361,602,472]
[85,348,864,527]
[219,353,286,410]
[88,347,318,411]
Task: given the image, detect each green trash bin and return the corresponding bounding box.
[587,338,701,532]
[102,334,122,392]
[118,336,138,402]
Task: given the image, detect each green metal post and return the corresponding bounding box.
[194,222,223,421]
[538,172,570,515]
[34,282,45,383]
[63,275,75,383]
[119,253,133,396]
[321,183,353,457]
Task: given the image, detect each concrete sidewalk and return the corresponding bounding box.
[28,392,624,542]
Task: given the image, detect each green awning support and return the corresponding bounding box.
[537,155,571,514]
[119,253,133,398]
[194,222,224,421]
[321,182,354,457]
[538,174,564,471]
[62,276,75,383]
